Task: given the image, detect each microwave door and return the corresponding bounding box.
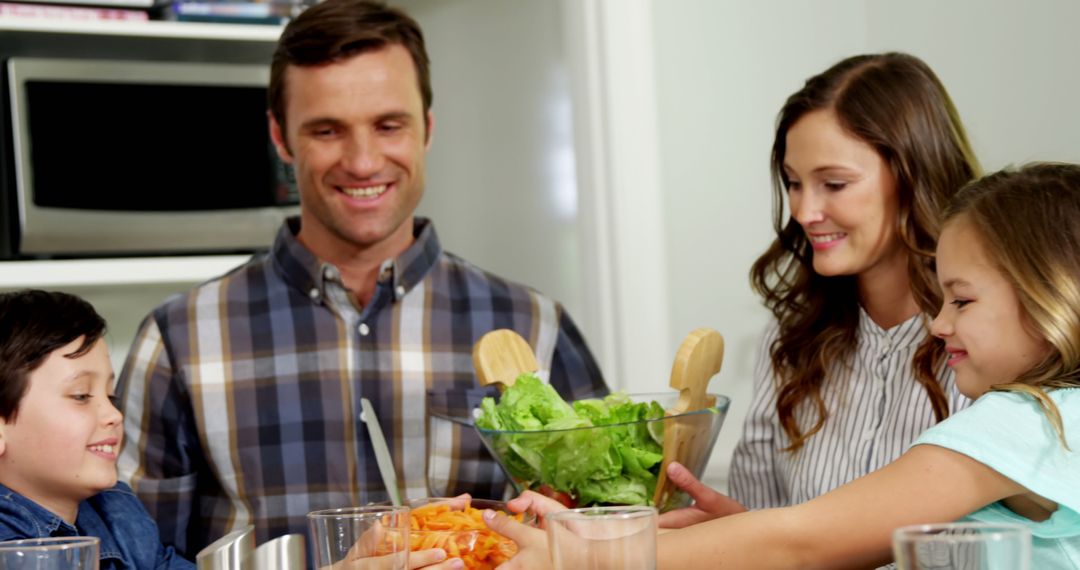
[6,57,297,257]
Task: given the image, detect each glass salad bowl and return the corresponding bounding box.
[431,381,730,513]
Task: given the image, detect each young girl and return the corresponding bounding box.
[488,163,1080,568]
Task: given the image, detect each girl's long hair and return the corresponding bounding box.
[751,53,981,451]
[944,163,1080,448]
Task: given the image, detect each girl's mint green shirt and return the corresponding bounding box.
[914,388,1080,568]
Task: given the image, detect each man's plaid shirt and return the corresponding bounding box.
[116,217,608,557]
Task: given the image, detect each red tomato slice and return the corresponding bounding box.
[535,485,578,509]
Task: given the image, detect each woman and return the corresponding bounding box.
[662,51,983,527]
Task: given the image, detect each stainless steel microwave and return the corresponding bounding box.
[1,57,298,258]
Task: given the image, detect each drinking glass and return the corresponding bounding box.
[547,505,657,570]
[307,505,411,569]
[893,522,1031,570]
[0,536,100,569]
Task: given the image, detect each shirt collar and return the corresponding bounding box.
[271,216,443,303]
[0,482,70,535]
[0,483,122,559]
[857,306,929,351]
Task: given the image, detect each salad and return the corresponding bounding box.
[474,374,667,507]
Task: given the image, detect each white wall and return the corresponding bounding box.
[864,0,1080,169]
[650,0,866,489]
[648,0,1080,489]
[401,0,597,347]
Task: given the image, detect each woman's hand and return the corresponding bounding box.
[656,462,747,529]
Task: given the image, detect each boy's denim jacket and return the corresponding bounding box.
[0,481,193,569]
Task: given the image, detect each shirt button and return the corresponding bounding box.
[359,323,370,336]
[395,285,406,297]
[324,267,336,280]
[309,288,321,300]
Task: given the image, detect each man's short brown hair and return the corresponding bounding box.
[268,0,432,135]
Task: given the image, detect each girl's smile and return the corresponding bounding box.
[943,346,969,367]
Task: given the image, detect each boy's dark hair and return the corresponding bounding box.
[0,289,106,422]
[268,0,432,140]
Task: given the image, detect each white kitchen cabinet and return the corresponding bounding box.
[0,255,252,372]
[0,18,282,41]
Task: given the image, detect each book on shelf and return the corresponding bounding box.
[0,0,149,19]
[1,0,165,9]
[171,0,292,24]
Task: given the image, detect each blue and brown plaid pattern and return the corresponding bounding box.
[116,217,608,557]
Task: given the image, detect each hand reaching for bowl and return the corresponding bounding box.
[328,495,475,570]
[655,462,747,529]
[327,522,464,570]
[482,490,566,570]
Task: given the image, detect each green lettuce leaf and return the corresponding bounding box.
[474,373,668,506]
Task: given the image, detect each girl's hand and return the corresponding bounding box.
[482,490,569,569]
[656,462,747,529]
[483,508,552,570]
[506,490,569,527]
[410,549,464,570]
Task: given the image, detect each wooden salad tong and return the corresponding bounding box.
[473,329,538,391]
[652,327,724,509]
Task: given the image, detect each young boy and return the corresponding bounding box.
[0,289,193,569]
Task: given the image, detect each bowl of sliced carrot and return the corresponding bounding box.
[401,496,535,570]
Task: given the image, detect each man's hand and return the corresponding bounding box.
[656,461,747,529]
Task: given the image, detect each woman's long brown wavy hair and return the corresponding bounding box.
[750,53,982,451]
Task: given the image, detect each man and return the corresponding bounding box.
[116,0,607,557]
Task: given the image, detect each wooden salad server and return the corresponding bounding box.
[473,329,539,391]
[652,327,724,509]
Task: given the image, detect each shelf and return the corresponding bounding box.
[0,254,252,288]
[0,17,284,40]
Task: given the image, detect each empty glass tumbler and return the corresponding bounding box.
[547,505,658,570]
[893,522,1031,570]
[307,505,411,569]
[0,536,100,570]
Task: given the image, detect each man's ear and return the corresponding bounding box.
[268,111,294,164]
[424,110,435,150]
[0,423,8,457]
